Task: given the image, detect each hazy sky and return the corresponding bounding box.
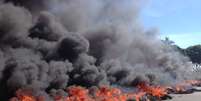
[140,0,201,48]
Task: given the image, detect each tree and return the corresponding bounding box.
[161,37,185,55]
[185,45,201,64]
[162,37,175,45]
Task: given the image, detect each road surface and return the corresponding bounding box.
[167,87,201,101]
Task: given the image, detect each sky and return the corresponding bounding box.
[140,0,201,48]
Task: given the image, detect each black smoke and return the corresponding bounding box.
[0,0,195,100]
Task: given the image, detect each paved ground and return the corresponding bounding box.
[166,87,201,101]
[166,92,201,101]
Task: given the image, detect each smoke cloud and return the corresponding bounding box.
[0,0,195,100]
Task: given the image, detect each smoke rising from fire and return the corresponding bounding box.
[0,0,195,100]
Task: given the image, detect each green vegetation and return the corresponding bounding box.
[185,45,201,64]
[162,37,201,64]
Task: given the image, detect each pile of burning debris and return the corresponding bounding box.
[10,80,201,101]
[167,80,201,94]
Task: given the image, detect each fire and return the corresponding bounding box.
[137,82,167,98]
[167,80,201,94]
[11,86,149,101]
[65,86,141,101]
[185,80,201,86]
[65,86,94,101]
[174,84,188,93]
[94,86,126,101]
[10,96,36,101]
[10,89,37,101]
[11,80,201,101]
[130,92,146,101]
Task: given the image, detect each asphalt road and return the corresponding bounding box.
[166,87,201,101]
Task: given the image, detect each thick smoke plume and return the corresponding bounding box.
[0,0,195,100]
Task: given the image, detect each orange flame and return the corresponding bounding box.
[169,80,201,93]
[11,86,150,101]
[65,86,94,101]
[185,80,201,86]
[129,92,146,101]
[10,89,37,101]
[10,80,201,101]
[137,82,167,98]
[174,84,187,93]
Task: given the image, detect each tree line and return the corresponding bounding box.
[163,37,201,64]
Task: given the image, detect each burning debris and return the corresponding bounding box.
[11,80,201,101]
[166,80,201,94]
[137,82,168,99]
[0,0,200,101]
[10,85,167,101]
